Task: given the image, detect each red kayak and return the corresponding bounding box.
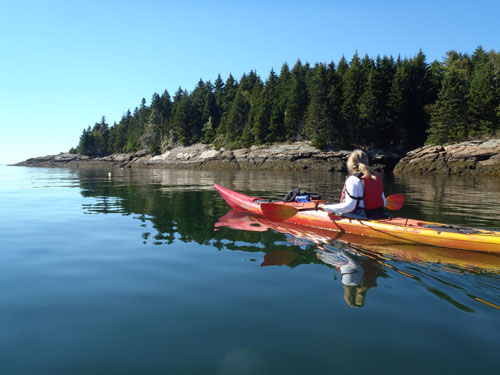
[214,184,500,254]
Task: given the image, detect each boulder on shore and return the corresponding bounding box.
[394,139,500,176]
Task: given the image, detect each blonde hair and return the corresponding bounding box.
[347,149,376,179]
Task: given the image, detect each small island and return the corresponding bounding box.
[14,47,500,176]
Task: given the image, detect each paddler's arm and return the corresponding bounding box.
[322,199,358,213]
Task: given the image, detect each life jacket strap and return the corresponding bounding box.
[345,189,362,210]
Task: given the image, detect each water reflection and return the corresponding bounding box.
[215,209,500,310]
[74,168,500,311]
[76,167,500,227]
[317,247,380,308]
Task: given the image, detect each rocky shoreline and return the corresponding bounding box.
[13,143,400,173]
[393,139,500,176]
[13,139,500,176]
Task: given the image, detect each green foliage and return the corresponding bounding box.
[77,117,110,157]
[358,68,383,146]
[426,48,500,144]
[284,60,308,141]
[74,47,500,157]
[305,63,331,149]
[468,46,499,136]
[427,53,470,144]
[342,52,364,146]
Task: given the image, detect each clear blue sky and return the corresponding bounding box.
[1,0,498,164]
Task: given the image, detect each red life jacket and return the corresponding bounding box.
[340,172,384,210]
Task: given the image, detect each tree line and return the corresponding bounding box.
[73,46,500,156]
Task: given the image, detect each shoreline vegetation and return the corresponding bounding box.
[69,47,499,160]
[14,47,500,175]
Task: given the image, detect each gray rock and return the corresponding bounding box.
[12,143,401,173]
[394,139,500,176]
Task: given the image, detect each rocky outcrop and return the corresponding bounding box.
[394,139,500,176]
[13,143,401,173]
[15,139,500,175]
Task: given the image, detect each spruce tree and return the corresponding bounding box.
[404,51,433,148]
[305,63,331,149]
[268,63,291,142]
[262,69,280,143]
[142,106,162,152]
[375,55,396,146]
[326,61,345,146]
[225,89,250,143]
[427,54,469,144]
[243,78,263,146]
[284,60,308,140]
[388,61,411,147]
[252,70,277,144]
[218,74,238,139]
[252,87,271,144]
[213,74,225,129]
[342,52,363,146]
[201,82,217,144]
[160,90,173,144]
[171,90,192,146]
[468,46,499,135]
[359,68,383,146]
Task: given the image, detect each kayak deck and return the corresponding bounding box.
[214,184,500,254]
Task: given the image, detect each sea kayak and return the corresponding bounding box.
[214,184,500,253]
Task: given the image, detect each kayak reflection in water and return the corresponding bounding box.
[317,247,380,308]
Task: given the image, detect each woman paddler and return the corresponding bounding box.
[321,150,388,220]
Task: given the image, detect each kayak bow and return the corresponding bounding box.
[214,184,500,254]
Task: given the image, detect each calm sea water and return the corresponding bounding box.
[1,165,499,374]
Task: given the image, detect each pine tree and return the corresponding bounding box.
[189,79,209,143]
[217,74,238,138]
[171,89,192,146]
[342,52,363,146]
[404,51,433,148]
[267,63,291,142]
[284,60,308,140]
[259,69,279,143]
[468,46,499,135]
[160,90,173,143]
[326,61,345,145]
[252,73,274,145]
[142,107,162,153]
[374,55,396,146]
[305,63,331,149]
[359,68,383,146]
[427,54,470,144]
[77,127,92,155]
[337,56,349,77]
[242,78,263,146]
[223,74,238,113]
[201,82,218,144]
[388,60,411,147]
[225,90,250,143]
[213,74,225,129]
[111,112,130,153]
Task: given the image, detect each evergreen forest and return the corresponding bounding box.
[73,47,500,157]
